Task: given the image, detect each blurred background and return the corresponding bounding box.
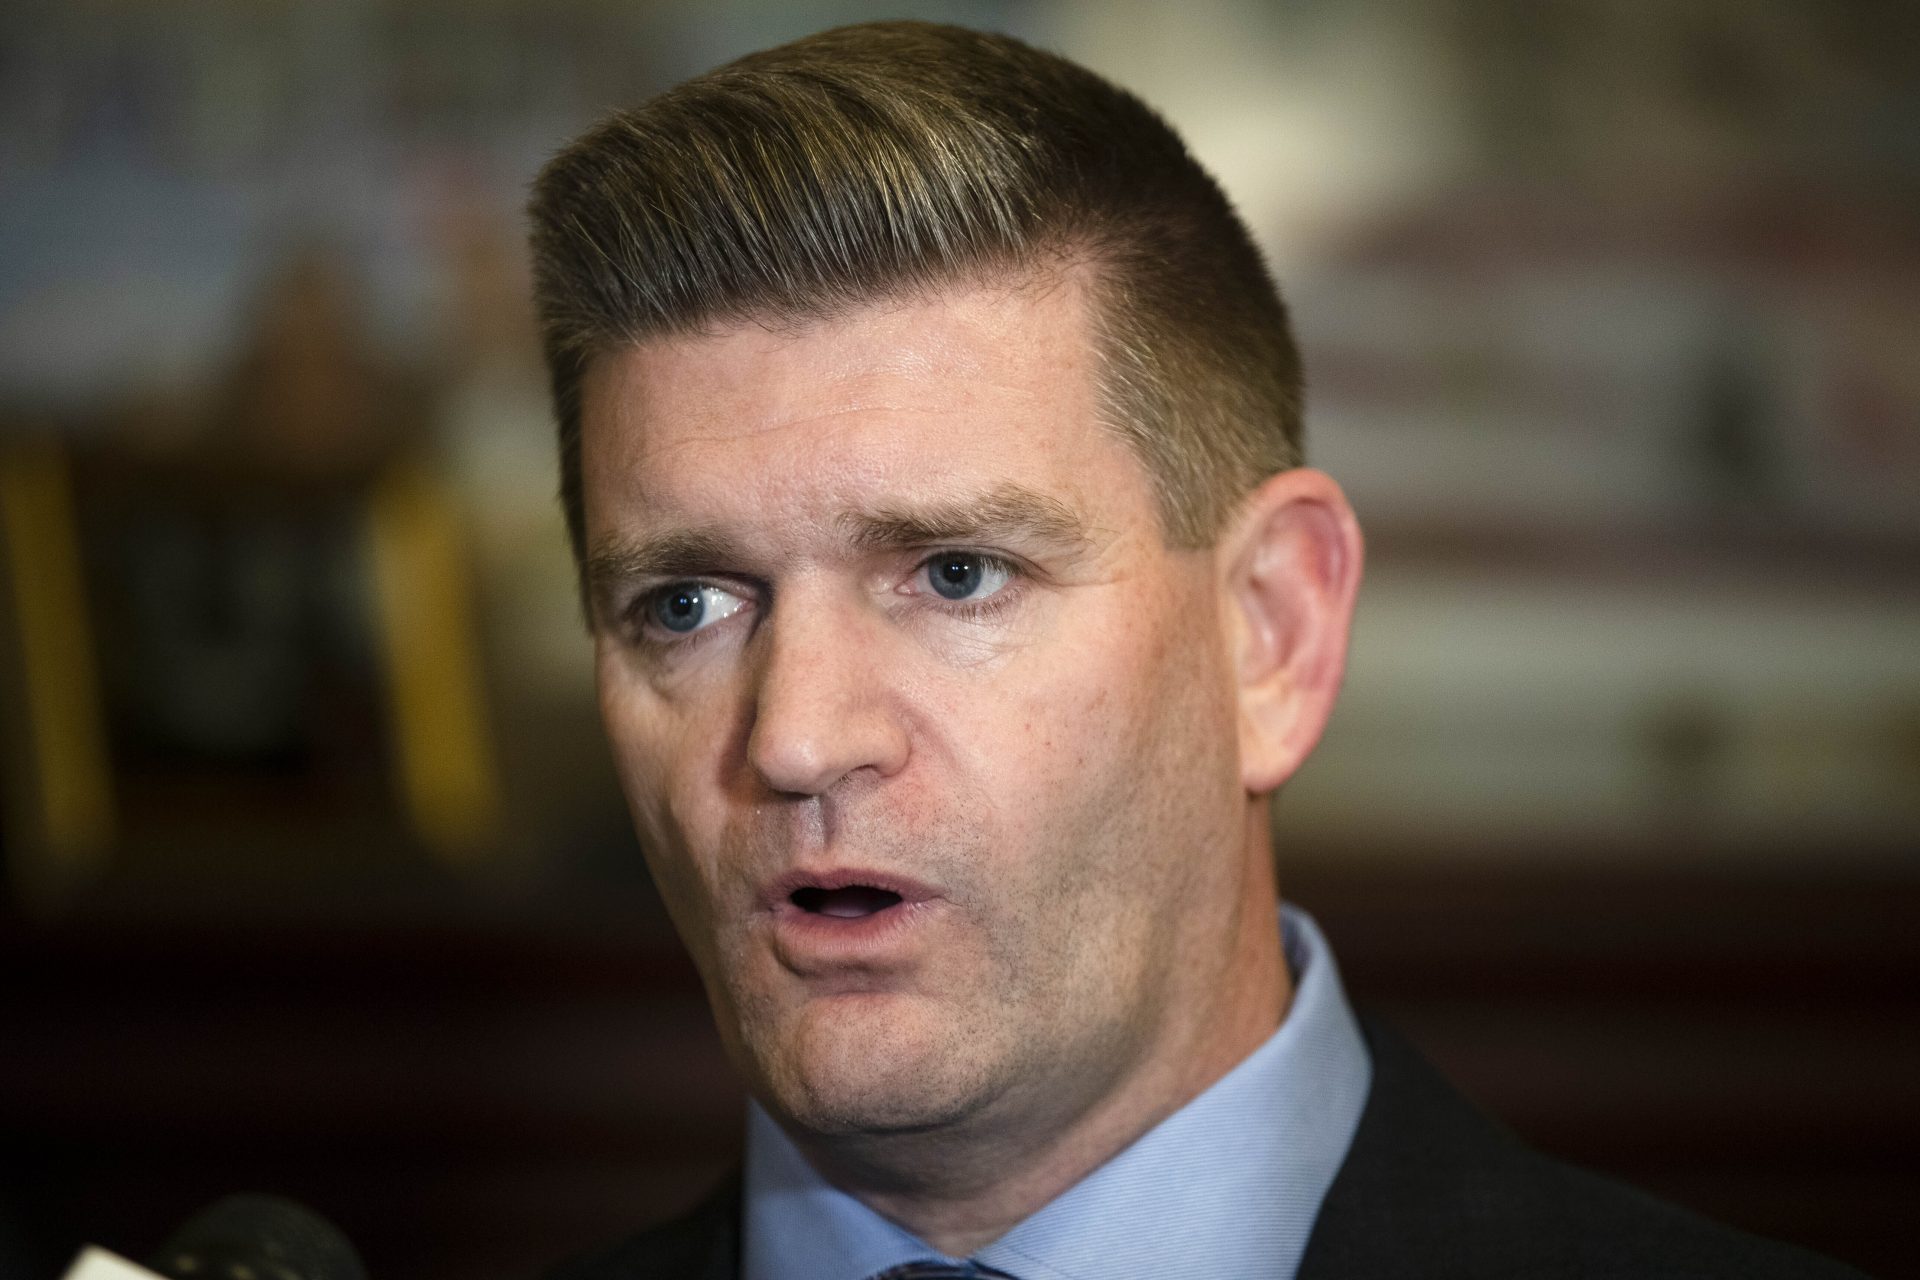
[1,0,1915,1276]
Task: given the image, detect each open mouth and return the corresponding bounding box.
[790,885,904,919]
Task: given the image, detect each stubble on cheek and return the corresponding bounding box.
[717,809,1036,1136]
[1018,572,1244,1068]
[637,793,999,1141]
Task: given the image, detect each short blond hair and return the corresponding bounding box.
[529,21,1303,566]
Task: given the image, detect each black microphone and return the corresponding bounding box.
[147,1195,367,1280]
[60,1194,368,1280]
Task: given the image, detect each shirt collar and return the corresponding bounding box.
[741,905,1372,1280]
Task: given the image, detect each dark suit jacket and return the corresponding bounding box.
[548,1018,1868,1279]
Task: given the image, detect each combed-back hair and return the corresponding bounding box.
[529,20,1303,568]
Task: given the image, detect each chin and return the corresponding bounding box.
[760,994,998,1137]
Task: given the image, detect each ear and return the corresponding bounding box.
[1218,468,1364,795]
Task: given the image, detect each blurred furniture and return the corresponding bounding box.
[0,438,501,906]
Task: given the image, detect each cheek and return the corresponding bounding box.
[597,663,739,905]
[989,577,1235,874]
[1018,584,1189,761]
[937,613,1143,854]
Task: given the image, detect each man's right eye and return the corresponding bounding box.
[643,583,749,637]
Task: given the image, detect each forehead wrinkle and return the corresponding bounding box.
[650,396,983,463]
[611,317,1054,461]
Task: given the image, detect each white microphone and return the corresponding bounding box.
[59,1248,162,1280]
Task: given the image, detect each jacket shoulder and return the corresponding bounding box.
[543,1174,740,1280]
[1300,1018,1870,1280]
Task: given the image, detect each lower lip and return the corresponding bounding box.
[768,898,943,964]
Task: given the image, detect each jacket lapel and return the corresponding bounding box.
[544,1171,741,1280]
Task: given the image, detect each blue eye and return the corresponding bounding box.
[646,583,747,636]
[652,586,705,632]
[930,556,981,600]
[925,554,1012,602]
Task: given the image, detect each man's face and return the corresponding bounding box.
[579,275,1257,1152]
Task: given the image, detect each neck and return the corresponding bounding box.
[797,824,1290,1257]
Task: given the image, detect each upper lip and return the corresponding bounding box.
[764,867,942,911]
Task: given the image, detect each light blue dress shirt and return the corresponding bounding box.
[741,905,1373,1280]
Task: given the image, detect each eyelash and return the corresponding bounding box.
[625,550,1026,650]
[621,584,748,654]
[922,552,1024,624]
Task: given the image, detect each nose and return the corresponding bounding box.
[746,591,909,796]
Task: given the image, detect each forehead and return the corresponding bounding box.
[577,275,1153,555]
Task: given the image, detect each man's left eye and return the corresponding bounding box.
[923,553,1012,602]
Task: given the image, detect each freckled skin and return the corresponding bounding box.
[581,275,1291,1249]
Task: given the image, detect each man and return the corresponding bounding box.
[529,22,1861,1280]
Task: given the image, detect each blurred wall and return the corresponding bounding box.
[4,0,1913,890]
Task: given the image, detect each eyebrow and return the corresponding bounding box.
[583,482,1092,596]
[842,483,1091,555]
[584,527,743,593]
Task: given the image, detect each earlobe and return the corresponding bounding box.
[1223,468,1364,795]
